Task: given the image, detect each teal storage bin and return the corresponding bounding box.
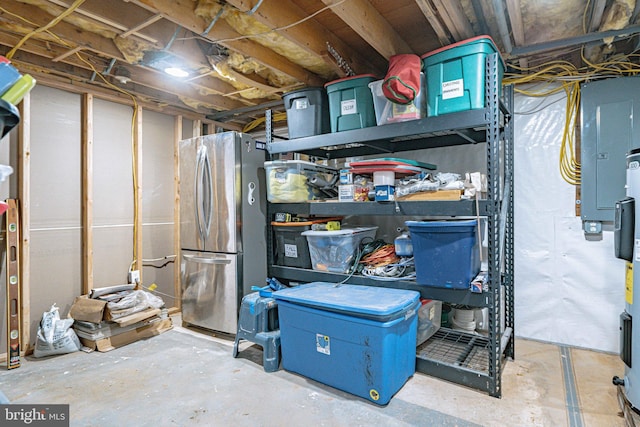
[324,74,377,132]
[274,282,419,405]
[406,220,480,289]
[421,36,505,117]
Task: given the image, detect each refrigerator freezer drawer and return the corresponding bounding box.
[181,251,239,334]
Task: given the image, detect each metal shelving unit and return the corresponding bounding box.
[265,53,514,397]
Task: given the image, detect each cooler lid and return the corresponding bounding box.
[274,282,420,321]
[406,219,477,229]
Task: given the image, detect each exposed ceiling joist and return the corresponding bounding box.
[321,0,413,59]
[490,0,513,54]
[0,1,126,60]
[505,0,527,68]
[120,13,163,38]
[431,0,474,41]
[131,0,325,86]
[46,0,161,46]
[413,0,453,45]
[589,0,608,32]
[225,0,386,76]
[505,0,525,47]
[0,33,250,112]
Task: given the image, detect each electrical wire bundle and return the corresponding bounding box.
[504,41,640,186]
[357,241,416,280]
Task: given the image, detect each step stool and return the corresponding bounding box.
[232,292,281,372]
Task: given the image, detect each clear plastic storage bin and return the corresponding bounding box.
[302,226,377,273]
[369,73,425,125]
[264,160,337,203]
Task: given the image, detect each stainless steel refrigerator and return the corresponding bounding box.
[179,131,266,334]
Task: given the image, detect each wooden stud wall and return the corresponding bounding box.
[82,93,94,294]
[17,93,31,353]
[173,115,182,312]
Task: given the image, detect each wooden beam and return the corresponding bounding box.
[193,120,202,137]
[82,93,94,294]
[120,14,164,38]
[46,0,160,46]
[134,106,143,276]
[505,0,525,46]
[431,0,474,41]
[131,0,325,86]
[0,1,248,103]
[589,0,608,32]
[173,115,182,312]
[0,40,249,112]
[321,0,412,58]
[504,0,528,68]
[17,93,31,354]
[52,46,84,63]
[414,0,453,46]
[0,1,126,60]
[225,0,386,75]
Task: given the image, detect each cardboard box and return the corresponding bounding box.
[69,296,107,323]
[79,318,172,352]
[69,292,159,323]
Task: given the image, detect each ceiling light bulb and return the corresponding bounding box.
[164,67,189,78]
[115,75,130,84]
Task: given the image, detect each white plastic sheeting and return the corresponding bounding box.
[514,86,625,352]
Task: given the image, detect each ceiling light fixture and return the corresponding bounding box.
[164,67,189,78]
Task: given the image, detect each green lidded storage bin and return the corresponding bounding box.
[324,74,377,132]
[421,35,505,117]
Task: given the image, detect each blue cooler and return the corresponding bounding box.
[274,282,420,405]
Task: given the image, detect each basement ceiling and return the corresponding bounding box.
[1,0,639,130]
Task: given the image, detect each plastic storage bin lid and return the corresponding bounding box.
[273,282,420,321]
[283,86,324,97]
[324,73,378,89]
[264,159,337,174]
[420,35,505,68]
[271,217,342,227]
[301,226,377,237]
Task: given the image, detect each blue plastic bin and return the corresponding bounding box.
[274,282,419,405]
[406,220,480,289]
[0,58,21,98]
[421,36,505,116]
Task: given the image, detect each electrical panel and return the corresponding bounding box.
[581,76,640,223]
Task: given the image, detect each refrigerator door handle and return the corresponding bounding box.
[202,150,213,240]
[183,254,232,265]
[194,145,205,243]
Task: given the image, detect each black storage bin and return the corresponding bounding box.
[282,87,330,139]
[273,223,312,269]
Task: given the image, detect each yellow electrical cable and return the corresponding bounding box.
[505,49,640,186]
[2,3,142,272]
[242,112,287,133]
[5,0,86,60]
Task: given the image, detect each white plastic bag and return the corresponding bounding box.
[33,304,81,358]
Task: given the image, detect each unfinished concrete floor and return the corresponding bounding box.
[0,318,625,426]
